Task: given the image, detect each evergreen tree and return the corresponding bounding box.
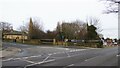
[56,22,63,41]
[87,24,100,40]
[28,18,34,39]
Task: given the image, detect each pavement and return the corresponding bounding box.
[0,47,21,58]
[1,42,119,68]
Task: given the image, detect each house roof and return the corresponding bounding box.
[3,30,27,35]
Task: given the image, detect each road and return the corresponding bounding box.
[2,42,119,68]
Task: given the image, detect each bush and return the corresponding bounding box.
[97,41,103,48]
[23,39,41,45]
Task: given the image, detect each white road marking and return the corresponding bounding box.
[42,54,51,62]
[2,58,13,61]
[84,57,97,62]
[66,52,70,57]
[116,55,120,57]
[2,48,89,68]
[22,57,29,59]
[65,48,69,50]
[25,59,55,67]
[84,58,94,61]
[13,58,21,60]
[23,59,35,64]
[70,50,73,52]
[68,64,74,66]
[49,49,86,56]
[29,55,41,58]
[53,53,57,54]
[2,55,41,61]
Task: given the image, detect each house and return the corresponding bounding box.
[103,38,118,46]
[3,30,28,40]
[106,39,113,46]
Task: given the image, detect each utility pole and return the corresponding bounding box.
[0,30,2,48]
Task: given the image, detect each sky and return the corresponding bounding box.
[0,0,118,39]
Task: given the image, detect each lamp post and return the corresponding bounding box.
[22,31,24,43]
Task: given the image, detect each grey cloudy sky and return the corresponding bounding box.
[0,0,118,39]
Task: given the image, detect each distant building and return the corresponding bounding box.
[106,39,113,45]
[3,30,28,40]
[103,38,118,46]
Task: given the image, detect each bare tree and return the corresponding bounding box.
[33,17,44,31]
[101,0,119,13]
[19,24,28,33]
[55,20,87,40]
[19,17,45,39]
[0,22,13,33]
[0,22,13,40]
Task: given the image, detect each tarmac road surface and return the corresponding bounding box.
[1,42,119,68]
